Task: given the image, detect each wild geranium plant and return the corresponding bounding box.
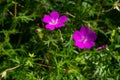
[1,0,120,80]
[72,26,97,49]
[42,11,68,30]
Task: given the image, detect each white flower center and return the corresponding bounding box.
[81,36,87,43]
[49,19,58,25]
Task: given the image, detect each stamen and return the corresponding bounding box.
[49,19,58,25]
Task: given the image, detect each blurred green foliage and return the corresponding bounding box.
[0,0,120,80]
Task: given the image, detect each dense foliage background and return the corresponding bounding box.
[0,0,120,80]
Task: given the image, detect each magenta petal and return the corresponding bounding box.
[97,45,106,51]
[45,24,55,30]
[74,41,85,49]
[58,15,68,23]
[87,31,97,41]
[56,23,65,28]
[72,31,82,40]
[80,27,90,36]
[43,15,51,23]
[84,41,95,49]
[50,11,59,19]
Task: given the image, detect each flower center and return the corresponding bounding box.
[81,36,87,43]
[49,19,58,25]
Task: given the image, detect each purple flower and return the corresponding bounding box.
[72,26,97,49]
[97,45,106,51]
[42,11,68,30]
